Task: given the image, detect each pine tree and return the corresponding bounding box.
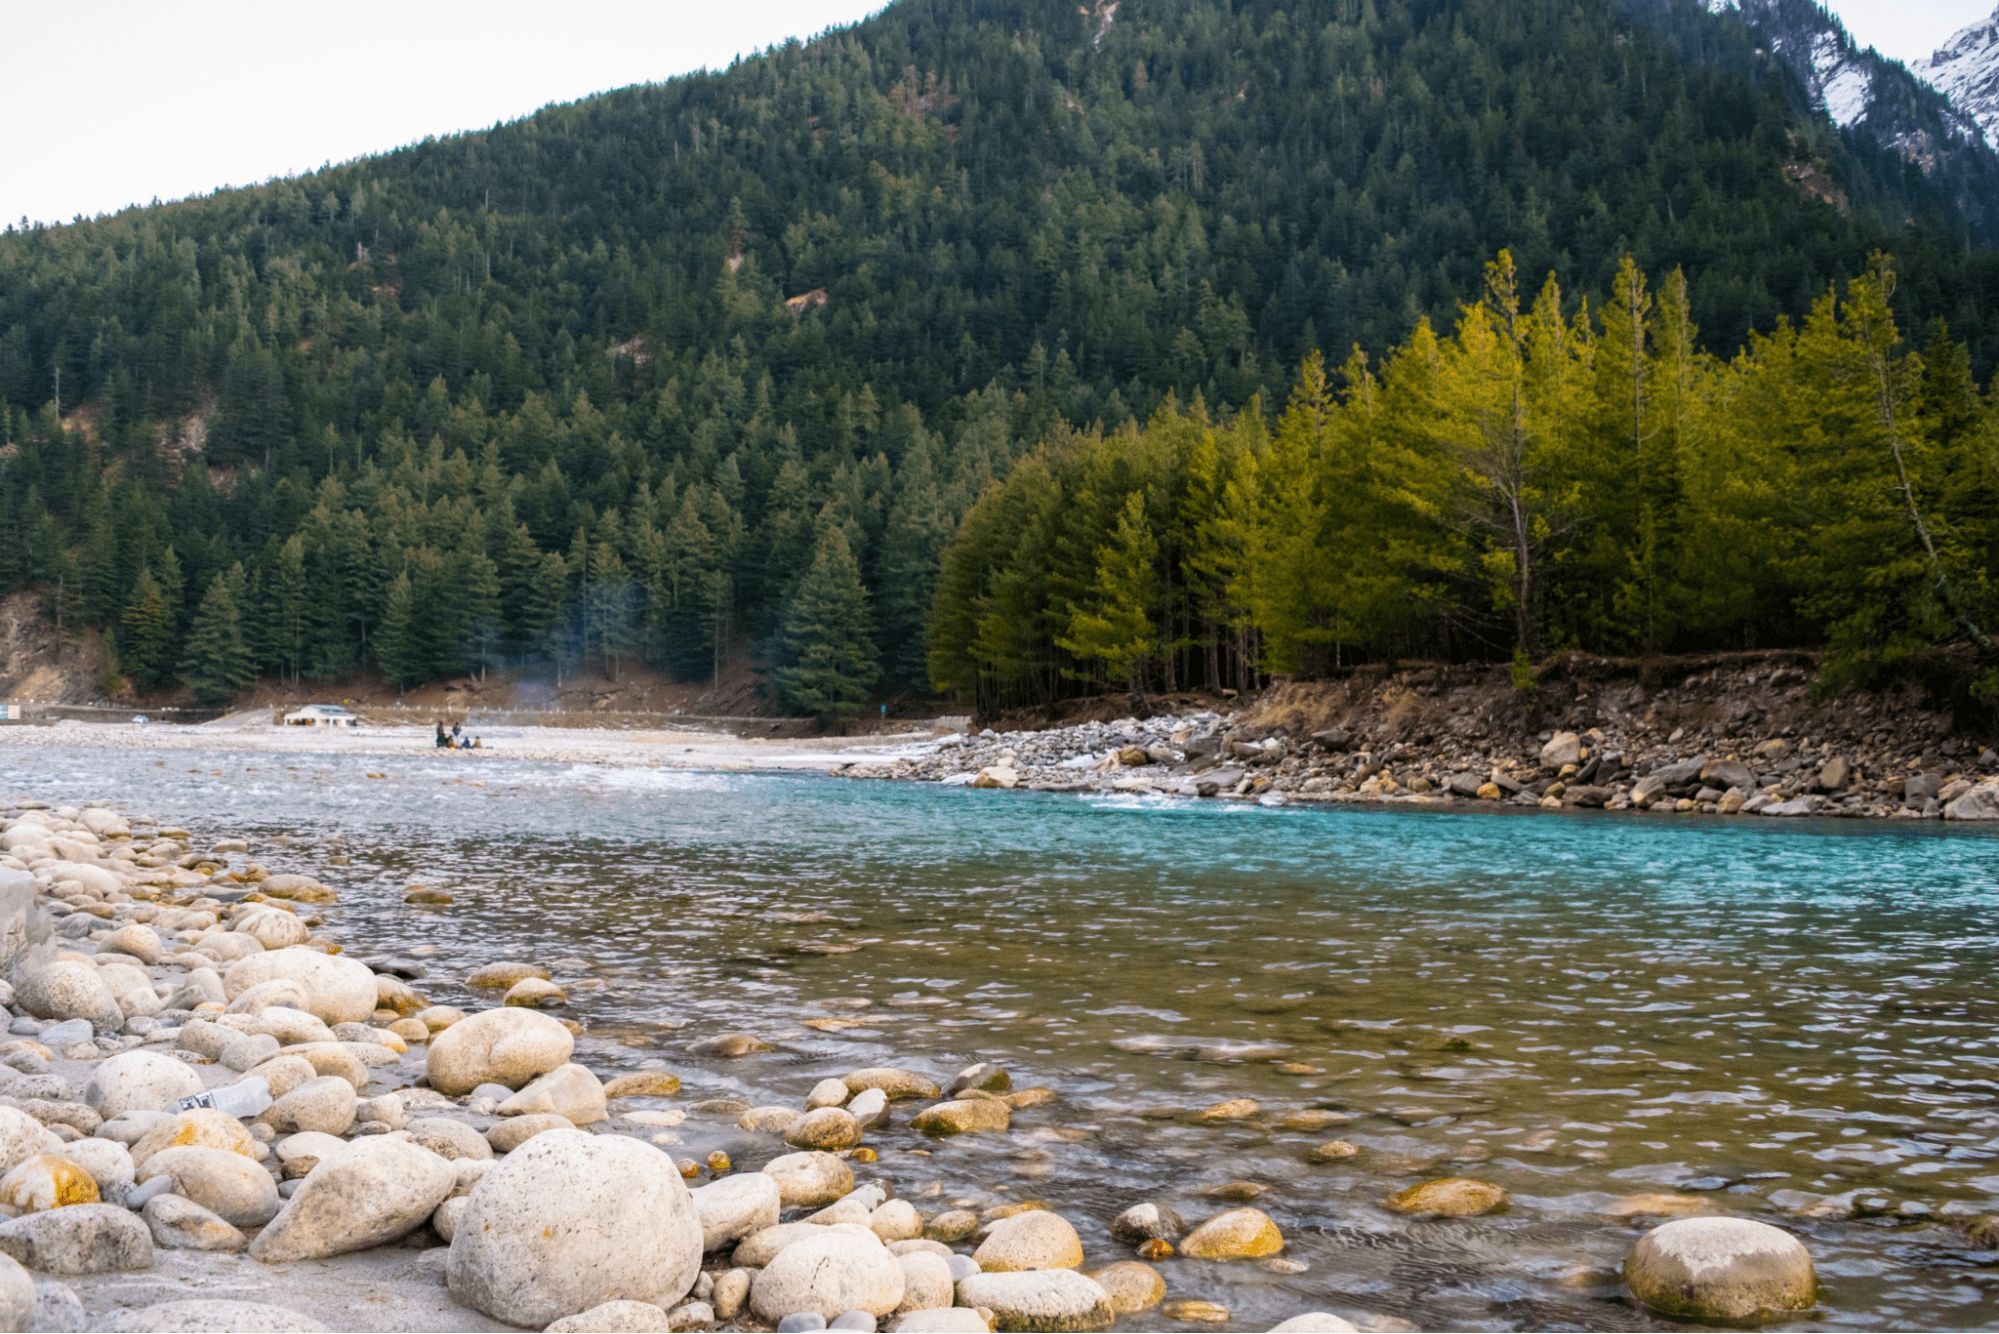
[1056,491,1160,693]
[776,527,879,726]
[265,536,309,684]
[374,570,422,690]
[180,568,254,703]
[120,567,176,690]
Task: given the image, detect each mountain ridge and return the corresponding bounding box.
[2,0,1998,708]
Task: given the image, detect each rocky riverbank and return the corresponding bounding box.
[0,796,1860,1332]
[836,659,1999,823]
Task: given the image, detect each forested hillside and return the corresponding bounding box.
[2,0,1997,718]
[931,253,1999,712]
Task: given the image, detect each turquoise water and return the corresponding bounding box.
[9,742,1999,1330]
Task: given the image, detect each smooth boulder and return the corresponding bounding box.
[956,1270,1113,1333]
[426,1007,574,1095]
[252,1134,458,1262]
[975,1211,1084,1271]
[17,963,122,1034]
[136,1146,280,1228]
[494,1063,606,1125]
[1386,1178,1508,1217]
[84,1051,206,1120]
[750,1228,906,1324]
[761,1151,855,1208]
[142,1194,247,1253]
[692,1172,783,1252]
[222,950,378,1026]
[446,1130,702,1327]
[1625,1217,1816,1323]
[260,1076,358,1136]
[0,1204,151,1275]
[1179,1208,1284,1260]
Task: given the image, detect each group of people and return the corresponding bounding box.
[433,721,482,750]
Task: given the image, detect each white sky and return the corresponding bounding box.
[0,0,1989,228]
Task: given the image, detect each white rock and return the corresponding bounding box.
[805,1078,851,1109]
[733,1222,830,1269]
[236,909,309,951]
[955,1271,1112,1331]
[0,1109,61,1176]
[56,1138,133,1192]
[973,1210,1084,1271]
[251,1134,459,1262]
[99,924,162,965]
[222,950,377,1026]
[889,1311,991,1333]
[0,1204,152,1275]
[426,1007,574,1095]
[495,1063,606,1125]
[544,1300,674,1332]
[1267,1316,1360,1332]
[895,1251,956,1313]
[760,1151,854,1208]
[871,1199,923,1244]
[218,1032,281,1072]
[750,1228,906,1323]
[260,1076,357,1136]
[691,1172,782,1252]
[225,978,312,1016]
[17,962,122,1033]
[135,1146,280,1228]
[445,1129,702,1327]
[84,1051,204,1119]
[433,1195,468,1243]
[274,1132,348,1168]
[245,1006,336,1046]
[1625,1216,1816,1323]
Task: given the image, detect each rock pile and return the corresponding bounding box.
[835,683,1999,823]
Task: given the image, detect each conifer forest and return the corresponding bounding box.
[5,0,1999,720]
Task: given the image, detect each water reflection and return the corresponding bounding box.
[9,744,1999,1330]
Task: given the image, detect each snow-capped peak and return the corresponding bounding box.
[1912,6,1999,145]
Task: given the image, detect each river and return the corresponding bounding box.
[8,740,1999,1330]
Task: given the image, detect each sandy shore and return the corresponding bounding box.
[0,717,951,775]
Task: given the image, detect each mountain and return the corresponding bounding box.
[3,0,1999,709]
[1912,5,1999,145]
[1641,0,1999,238]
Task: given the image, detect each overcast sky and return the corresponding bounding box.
[0,0,1987,228]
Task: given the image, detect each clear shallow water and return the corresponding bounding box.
[9,741,1999,1331]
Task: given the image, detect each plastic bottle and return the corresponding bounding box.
[166,1076,271,1119]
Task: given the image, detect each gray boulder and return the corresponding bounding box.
[1945,781,1999,822]
[955,1270,1112,1332]
[0,1204,151,1275]
[16,964,122,1035]
[691,1172,782,1252]
[250,1135,457,1262]
[446,1129,702,1327]
[750,1228,906,1324]
[1626,1216,1815,1323]
[84,1052,204,1120]
[1650,757,1709,789]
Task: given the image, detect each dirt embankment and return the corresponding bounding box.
[991,650,1987,758]
[1242,650,1982,757]
[0,592,102,705]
